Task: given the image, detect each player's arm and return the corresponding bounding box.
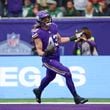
[34,38,45,56]
[57,33,77,44]
[60,37,70,43]
[34,38,55,57]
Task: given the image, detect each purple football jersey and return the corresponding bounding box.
[32,23,60,61]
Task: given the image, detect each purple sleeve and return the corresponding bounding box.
[31,28,42,40]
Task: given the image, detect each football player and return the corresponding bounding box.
[32,10,88,104]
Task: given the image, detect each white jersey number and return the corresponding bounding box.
[48,34,59,47]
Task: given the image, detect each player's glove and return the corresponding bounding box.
[44,45,55,56]
[75,31,84,39]
[70,31,84,41]
[70,36,77,41]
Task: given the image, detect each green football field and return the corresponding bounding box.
[0,98,110,103]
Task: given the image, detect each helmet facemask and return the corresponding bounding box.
[40,16,52,27]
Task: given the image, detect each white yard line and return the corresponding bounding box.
[0,102,110,104]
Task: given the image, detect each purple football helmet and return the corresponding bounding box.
[36,10,52,26]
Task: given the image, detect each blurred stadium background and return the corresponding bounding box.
[0,0,110,104]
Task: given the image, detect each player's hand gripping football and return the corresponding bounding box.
[44,44,55,56]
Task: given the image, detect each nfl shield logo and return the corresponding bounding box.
[7,33,20,47]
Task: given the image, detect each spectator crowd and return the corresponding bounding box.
[0,0,110,18]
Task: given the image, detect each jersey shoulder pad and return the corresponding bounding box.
[31,28,39,39]
[50,23,58,34]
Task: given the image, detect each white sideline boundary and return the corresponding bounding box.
[0,102,110,104]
